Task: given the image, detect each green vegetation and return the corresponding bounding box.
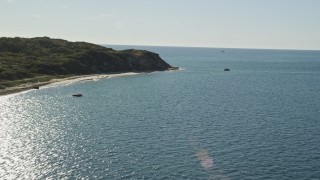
[0,37,172,88]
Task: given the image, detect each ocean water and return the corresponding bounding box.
[1,46,320,179]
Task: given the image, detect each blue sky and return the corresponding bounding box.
[1,0,320,50]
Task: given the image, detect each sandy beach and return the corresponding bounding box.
[0,72,139,96]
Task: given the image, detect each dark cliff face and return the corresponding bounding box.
[0,37,174,84]
[115,49,172,72]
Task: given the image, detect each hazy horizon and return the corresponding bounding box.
[103,43,320,51]
[1,0,320,50]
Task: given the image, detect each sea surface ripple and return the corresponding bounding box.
[1,47,320,179]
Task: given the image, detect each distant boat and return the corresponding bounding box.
[32,86,40,89]
[224,68,230,71]
[72,94,83,97]
[221,50,225,53]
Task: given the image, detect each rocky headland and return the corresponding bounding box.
[0,37,178,95]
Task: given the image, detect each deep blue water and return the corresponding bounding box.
[1,46,320,179]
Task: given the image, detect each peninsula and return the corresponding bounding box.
[0,37,178,95]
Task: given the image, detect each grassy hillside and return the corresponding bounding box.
[0,37,173,88]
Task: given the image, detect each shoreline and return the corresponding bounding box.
[0,72,139,96]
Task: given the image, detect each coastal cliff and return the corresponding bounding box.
[0,37,176,89]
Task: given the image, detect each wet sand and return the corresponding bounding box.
[0,72,139,96]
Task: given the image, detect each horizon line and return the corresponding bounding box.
[102,43,320,52]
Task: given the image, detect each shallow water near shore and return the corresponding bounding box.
[1,46,320,179]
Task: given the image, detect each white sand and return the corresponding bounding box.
[0,72,140,96]
[43,72,139,88]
